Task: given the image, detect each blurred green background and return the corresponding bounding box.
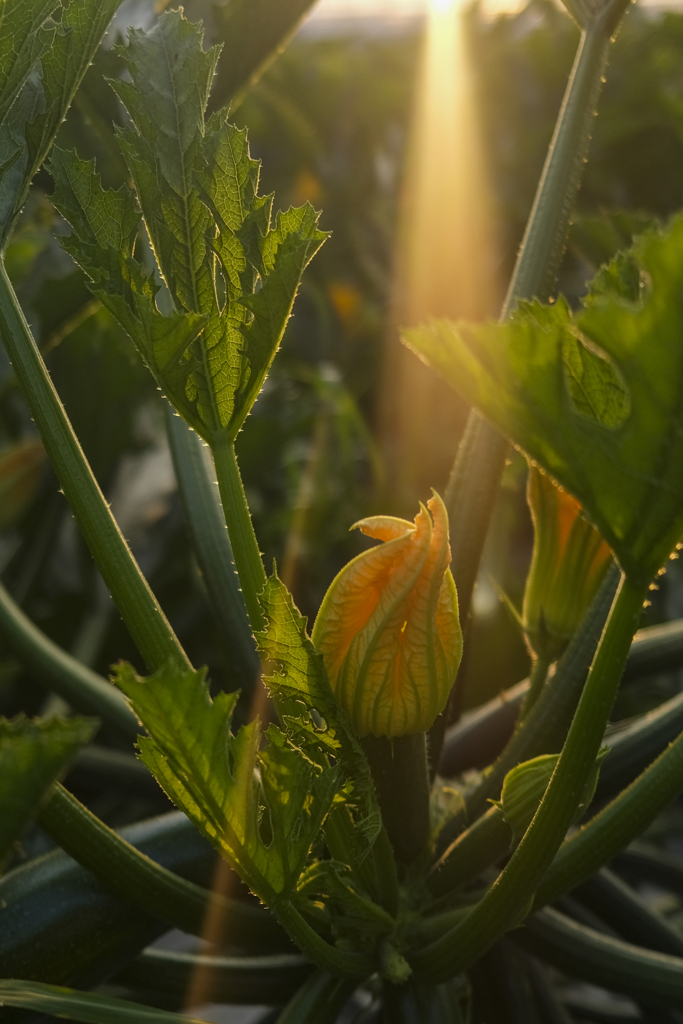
[3,0,683,763]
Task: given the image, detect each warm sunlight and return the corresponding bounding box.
[379,0,498,506]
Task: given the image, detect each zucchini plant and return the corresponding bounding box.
[4,0,683,1022]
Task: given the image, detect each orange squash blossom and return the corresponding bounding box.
[312,492,462,738]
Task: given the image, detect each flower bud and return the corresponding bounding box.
[312,492,462,738]
[523,467,613,662]
[496,748,608,843]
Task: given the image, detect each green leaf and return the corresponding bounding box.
[113,660,338,903]
[404,216,683,587]
[0,979,207,1024]
[0,0,58,127]
[497,749,608,843]
[257,575,382,858]
[49,146,208,395]
[0,0,123,247]
[0,714,95,871]
[53,10,327,445]
[298,860,395,941]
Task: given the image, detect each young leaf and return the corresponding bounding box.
[114,660,338,904]
[404,216,683,587]
[49,146,208,385]
[0,0,123,247]
[257,574,382,856]
[0,979,207,1024]
[298,860,396,942]
[0,0,58,127]
[0,714,96,871]
[51,10,327,445]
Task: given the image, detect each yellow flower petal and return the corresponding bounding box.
[313,492,462,738]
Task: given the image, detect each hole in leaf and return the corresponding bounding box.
[562,332,631,430]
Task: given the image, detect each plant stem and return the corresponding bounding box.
[574,868,683,958]
[362,733,431,864]
[37,784,287,951]
[0,980,208,1023]
[274,969,359,1024]
[532,724,683,909]
[273,901,374,980]
[0,579,137,740]
[114,947,313,1007]
[166,408,260,685]
[463,562,619,823]
[516,907,683,1010]
[428,806,511,899]
[518,654,552,722]
[410,573,645,984]
[0,261,190,673]
[212,434,268,633]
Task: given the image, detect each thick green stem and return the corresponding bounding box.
[114,947,313,1007]
[533,723,683,909]
[212,435,268,633]
[428,806,511,899]
[0,261,189,673]
[518,653,552,722]
[574,869,683,958]
[37,784,287,951]
[410,574,645,984]
[362,733,431,864]
[275,970,358,1024]
[463,562,619,823]
[166,408,259,684]
[0,579,137,740]
[516,907,683,1010]
[273,901,373,980]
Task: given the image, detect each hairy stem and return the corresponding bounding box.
[532,724,683,909]
[410,574,645,984]
[0,261,190,673]
[362,733,431,865]
[518,653,552,722]
[212,435,268,633]
[166,408,259,685]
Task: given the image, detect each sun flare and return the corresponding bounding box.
[379,0,498,504]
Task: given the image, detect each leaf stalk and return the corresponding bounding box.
[0,259,190,674]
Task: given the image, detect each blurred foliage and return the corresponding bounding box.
[5,0,683,741]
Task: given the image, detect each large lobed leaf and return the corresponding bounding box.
[0,714,95,871]
[0,0,122,248]
[404,216,683,588]
[114,660,338,904]
[51,10,327,446]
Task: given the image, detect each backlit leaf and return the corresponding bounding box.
[0,0,123,247]
[114,660,338,903]
[404,217,683,587]
[257,575,382,857]
[53,10,327,445]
